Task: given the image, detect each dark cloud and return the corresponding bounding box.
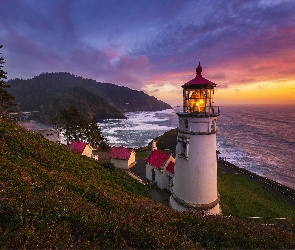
[151,89,159,93]
[134,0,295,83]
[0,0,295,94]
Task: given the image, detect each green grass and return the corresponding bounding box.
[1,121,295,249]
[218,172,295,221]
[135,151,150,159]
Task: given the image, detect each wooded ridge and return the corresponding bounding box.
[8,72,171,123]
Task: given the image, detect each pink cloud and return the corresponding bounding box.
[116,55,149,71]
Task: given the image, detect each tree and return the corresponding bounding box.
[60,105,108,148]
[85,120,109,150]
[0,45,16,121]
[60,105,88,144]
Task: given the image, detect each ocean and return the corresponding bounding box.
[97,105,295,189]
[97,109,179,148]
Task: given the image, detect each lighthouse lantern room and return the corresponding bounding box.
[182,62,218,114]
[170,62,221,215]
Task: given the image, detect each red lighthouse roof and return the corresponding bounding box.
[182,62,216,88]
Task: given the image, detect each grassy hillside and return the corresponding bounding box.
[218,172,295,220]
[1,121,295,249]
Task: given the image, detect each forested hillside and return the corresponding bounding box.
[1,121,295,249]
[8,72,171,123]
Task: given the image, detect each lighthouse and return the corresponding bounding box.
[170,62,220,215]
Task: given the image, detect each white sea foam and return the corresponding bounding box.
[97,109,178,148]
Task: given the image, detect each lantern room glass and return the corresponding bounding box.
[183,88,214,113]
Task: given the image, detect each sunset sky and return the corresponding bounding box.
[1,0,295,106]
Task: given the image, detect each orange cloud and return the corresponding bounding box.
[142,63,295,106]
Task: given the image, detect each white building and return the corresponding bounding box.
[109,146,136,170]
[170,62,221,215]
[145,149,175,190]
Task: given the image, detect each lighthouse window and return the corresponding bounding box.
[211,119,216,133]
[182,141,186,154]
[177,137,189,159]
[184,119,188,130]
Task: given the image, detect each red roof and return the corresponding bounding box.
[69,141,87,154]
[166,161,175,174]
[182,62,216,88]
[145,150,170,169]
[109,146,133,160]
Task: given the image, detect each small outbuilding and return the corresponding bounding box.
[109,146,136,170]
[145,149,175,190]
[68,141,94,158]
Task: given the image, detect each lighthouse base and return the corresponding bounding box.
[169,195,221,215]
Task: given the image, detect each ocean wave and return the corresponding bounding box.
[97,106,295,189]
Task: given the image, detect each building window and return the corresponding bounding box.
[177,137,189,159]
[151,168,155,182]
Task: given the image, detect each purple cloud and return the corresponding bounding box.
[0,0,295,99]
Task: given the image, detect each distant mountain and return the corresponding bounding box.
[39,87,126,122]
[8,72,171,123]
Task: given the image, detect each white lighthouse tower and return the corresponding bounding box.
[170,62,220,215]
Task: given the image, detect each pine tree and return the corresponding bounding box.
[60,105,108,148]
[85,120,109,149]
[60,105,88,144]
[0,45,15,121]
